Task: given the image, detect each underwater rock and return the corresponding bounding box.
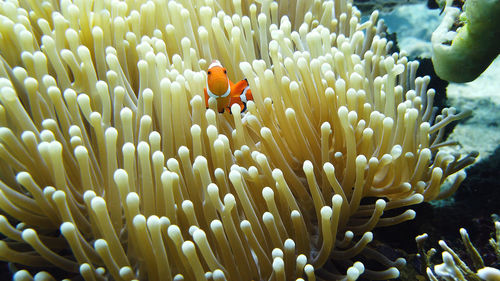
[377,3,441,58]
[354,0,426,12]
[442,56,500,161]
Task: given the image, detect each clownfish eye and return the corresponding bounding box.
[223,69,227,74]
[207,71,211,75]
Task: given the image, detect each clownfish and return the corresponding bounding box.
[204,60,253,113]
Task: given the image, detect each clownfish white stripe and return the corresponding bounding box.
[208,60,223,69]
[206,77,231,98]
[240,86,250,103]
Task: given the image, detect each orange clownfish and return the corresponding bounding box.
[204,60,253,113]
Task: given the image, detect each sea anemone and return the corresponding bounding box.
[0,0,476,280]
[416,215,500,281]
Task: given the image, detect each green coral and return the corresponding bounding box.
[431,0,500,82]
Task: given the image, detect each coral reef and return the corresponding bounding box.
[431,0,500,82]
[0,0,476,280]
